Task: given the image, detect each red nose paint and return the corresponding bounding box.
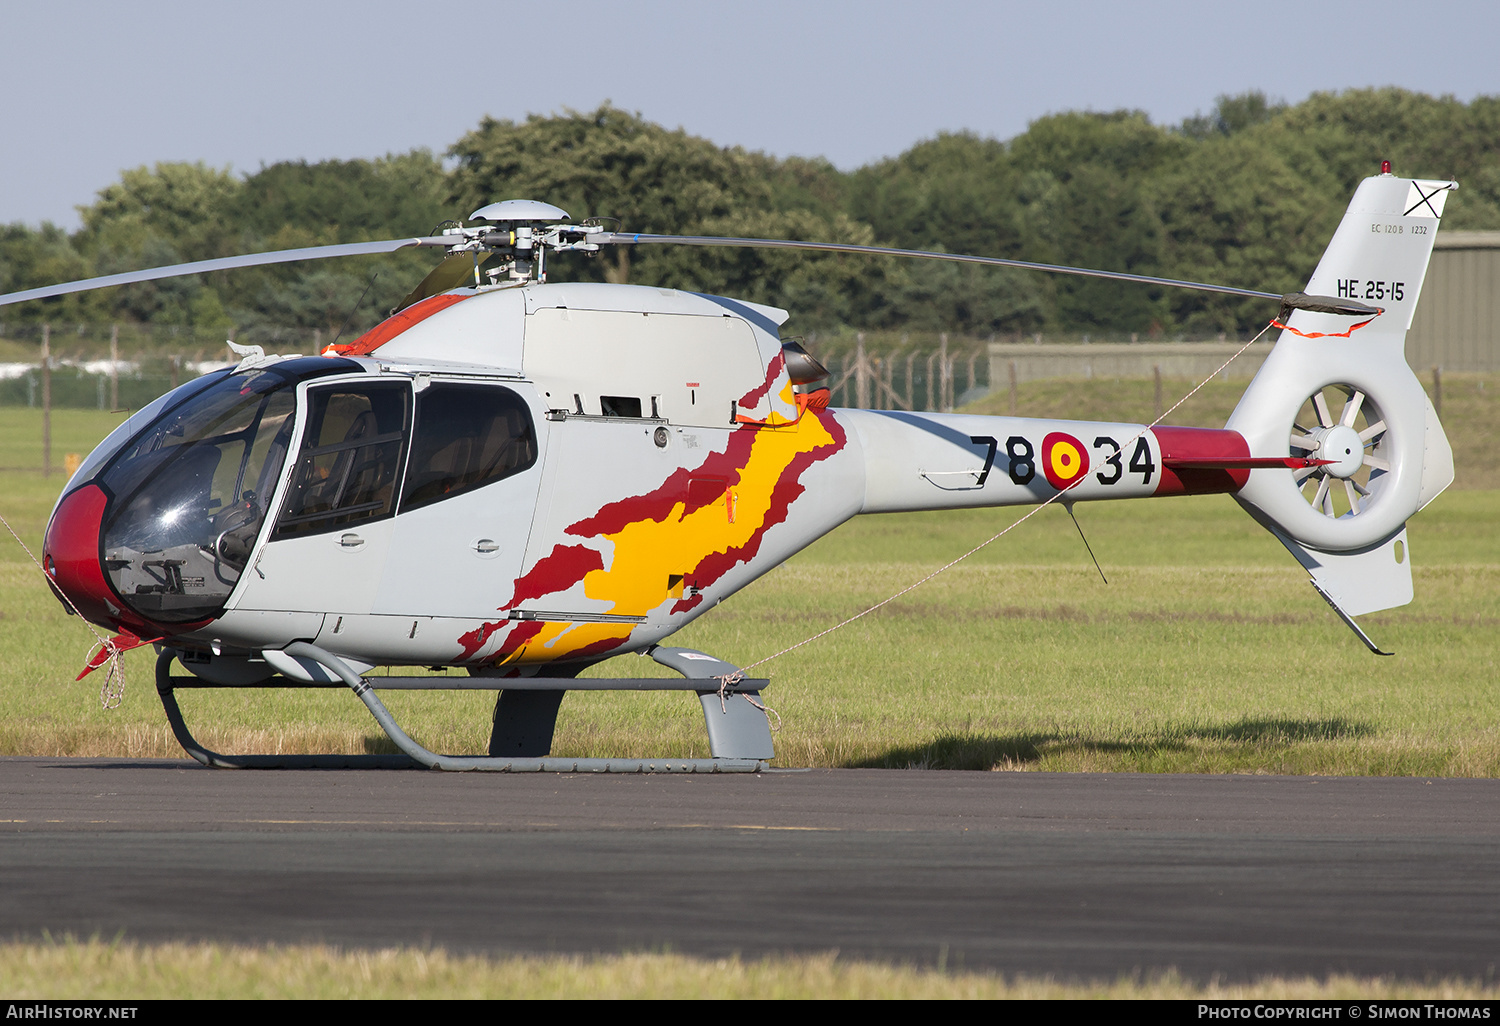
[42,485,145,633]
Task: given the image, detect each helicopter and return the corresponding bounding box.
[2,171,1457,771]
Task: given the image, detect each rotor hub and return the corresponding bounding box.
[1310,424,1365,478]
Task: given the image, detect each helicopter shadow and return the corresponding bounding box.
[851,717,1377,771]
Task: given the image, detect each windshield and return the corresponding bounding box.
[53,372,229,518]
[93,358,356,623]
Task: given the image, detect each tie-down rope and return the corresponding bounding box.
[720,317,1278,685]
[0,511,127,709]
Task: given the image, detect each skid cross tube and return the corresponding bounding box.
[154,643,772,772]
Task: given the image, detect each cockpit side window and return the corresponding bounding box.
[400,384,537,513]
[273,382,410,537]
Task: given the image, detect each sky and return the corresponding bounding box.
[4,0,1499,230]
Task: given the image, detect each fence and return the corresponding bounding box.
[809,332,990,413]
[0,322,329,410]
[800,330,1269,413]
[0,320,341,355]
[987,340,1275,388]
[4,323,1296,417]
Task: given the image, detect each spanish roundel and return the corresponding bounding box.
[1042,432,1090,490]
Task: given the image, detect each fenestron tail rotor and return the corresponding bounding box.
[1288,385,1392,520]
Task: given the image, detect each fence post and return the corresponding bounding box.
[42,324,51,478]
[939,333,950,412]
[110,323,119,411]
[1431,365,1442,419]
[855,332,870,409]
[1153,364,1163,421]
[1008,359,1018,416]
[904,352,916,410]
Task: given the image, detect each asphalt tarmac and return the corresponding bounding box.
[2,758,1498,981]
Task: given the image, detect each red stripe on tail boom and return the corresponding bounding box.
[1152,426,1255,496]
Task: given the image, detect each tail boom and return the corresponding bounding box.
[842,410,1266,514]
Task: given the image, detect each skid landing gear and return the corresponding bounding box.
[155,642,773,772]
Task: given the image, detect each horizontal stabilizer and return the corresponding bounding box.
[1163,456,1332,471]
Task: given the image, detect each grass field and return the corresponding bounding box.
[2,380,1496,1000]
[0,375,1495,774]
[3,939,1498,1000]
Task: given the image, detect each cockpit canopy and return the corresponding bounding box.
[94,358,354,622]
[84,357,537,625]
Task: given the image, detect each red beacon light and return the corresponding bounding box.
[1381,160,1392,175]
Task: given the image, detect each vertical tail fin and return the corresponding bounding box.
[1227,172,1457,624]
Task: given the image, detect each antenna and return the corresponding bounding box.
[331,272,378,347]
[1062,500,1108,584]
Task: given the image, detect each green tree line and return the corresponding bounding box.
[3,88,1498,341]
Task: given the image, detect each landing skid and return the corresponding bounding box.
[155,642,773,772]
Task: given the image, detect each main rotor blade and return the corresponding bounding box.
[592,232,1284,302]
[0,237,454,308]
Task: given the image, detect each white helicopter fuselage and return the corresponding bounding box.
[44,281,1225,683]
[40,173,1456,683]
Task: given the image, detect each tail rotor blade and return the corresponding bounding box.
[1340,390,1366,428]
[1313,476,1333,516]
[1344,479,1362,513]
[1312,392,1335,429]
